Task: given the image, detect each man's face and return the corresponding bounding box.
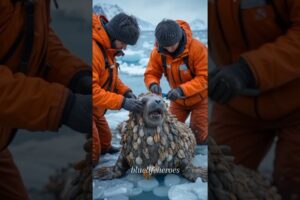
[163,42,179,53]
[114,40,127,50]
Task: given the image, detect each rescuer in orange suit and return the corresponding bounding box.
[144,19,208,144]
[92,13,143,164]
[208,0,300,198]
[0,0,92,199]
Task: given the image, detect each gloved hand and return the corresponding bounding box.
[62,93,92,134]
[70,73,92,95]
[167,87,184,101]
[122,98,143,113]
[149,83,162,94]
[124,91,137,99]
[208,59,256,104]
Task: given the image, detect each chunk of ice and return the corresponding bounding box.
[125,173,144,183]
[168,177,208,200]
[93,179,133,199]
[137,178,159,192]
[164,174,181,187]
[128,187,143,197]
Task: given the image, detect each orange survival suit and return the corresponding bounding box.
[144,20,208,144]
[0,0,90,199]
[209,0,300,198]
[92,14,131,164]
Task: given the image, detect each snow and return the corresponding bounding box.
[104,111,129,130]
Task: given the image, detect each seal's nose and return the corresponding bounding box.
[155,100,161,104]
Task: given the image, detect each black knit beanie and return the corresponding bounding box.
[106,13,140,45]
[155,19,183,47]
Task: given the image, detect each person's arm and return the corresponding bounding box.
[92,41,124,110]
[0,66,68,131]
[46,28,91,89]
[115,77,131,95]
[179,41,208,97]
[242,0,300,91]
[144,49,164,89]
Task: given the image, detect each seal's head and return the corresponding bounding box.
[140,94,166,128]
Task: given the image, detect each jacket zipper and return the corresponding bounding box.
[177,64,186,106]
[238,4,249,49]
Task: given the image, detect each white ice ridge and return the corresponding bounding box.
[168,177,208,200]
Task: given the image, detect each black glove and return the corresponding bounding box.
[149,83,162,94]
[167,87,184,101]
[122,98,143,113]
[61,93,92,134]
[69,72,92,95]
[208,59,256,104]
[124,91,137,99]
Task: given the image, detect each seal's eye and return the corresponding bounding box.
[141,98,147,104]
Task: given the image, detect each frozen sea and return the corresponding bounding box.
[93,31,208,200]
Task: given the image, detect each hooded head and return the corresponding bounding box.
[155,19,183,48]
[105,13,140,45]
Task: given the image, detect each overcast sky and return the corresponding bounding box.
[93,0,207,25]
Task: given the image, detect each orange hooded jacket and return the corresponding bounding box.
[0,0,90,151]
[209,0,300,120]
[144,20,208,107]
[92,14,130,118]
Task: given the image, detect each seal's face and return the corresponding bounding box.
[141,94,166,128]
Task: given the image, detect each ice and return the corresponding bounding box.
[138,57,149,67]
[105,195,129,200]
[128,187,143,196]
[168,177,208,200]
[153,186,169,197]
[94,152,120,169]
[119,63,146,76]
[192,153,208,168]
[125,173,144,183]
[120,49,145,64]
[137,178,159,192]
[142,41,154,49]
[105,111,129,130]
[93,179,134,199]
[164,174,181,187]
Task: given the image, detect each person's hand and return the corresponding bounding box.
[208,59,255,104]
[167,87,184,101]
[149,83,162,94]
[62,93,92,133]
[124,91,137,99]
[72,75,92,95]
[122,98,143,113]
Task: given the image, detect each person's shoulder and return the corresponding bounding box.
[189,38,207,53]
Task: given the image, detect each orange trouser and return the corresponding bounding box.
[210,103,300,199]
[170,97,208,144]
[0,149,29,200]
[92,115,112,164]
